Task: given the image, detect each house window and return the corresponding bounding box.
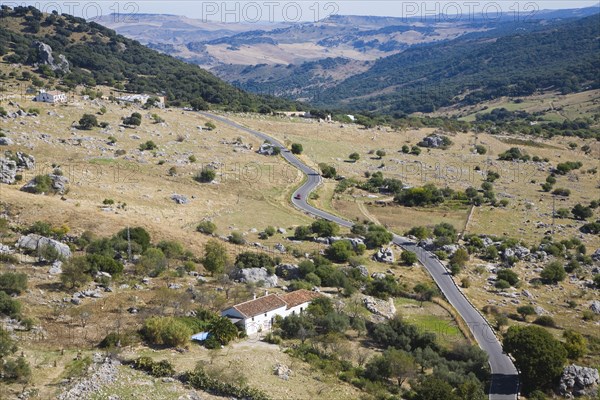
[264,313,267,317]
[300,307,303,312]
[252,317,254,321]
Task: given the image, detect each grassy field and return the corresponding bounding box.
[431,89,600,122]
[394,297,466,349]
[230,112,600,350]
[0,83,316,258]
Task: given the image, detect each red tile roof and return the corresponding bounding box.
[279,289,321,309]
[227,289,321,318]
[232,294,287,318]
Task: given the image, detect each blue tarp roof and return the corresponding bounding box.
[191,332,210,341]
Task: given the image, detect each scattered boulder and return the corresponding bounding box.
[0,158,17,184]
[442,244,459,256]
[275,264,300,280]
[49,261,63,275]
[353,265,369,278]
[514,245,531,259]
[171,194,189,204]
[273,363,292,380]
[559,364,599,397]
[313,237,329,245]
[534,306,549,316]
[589,300,600,315]
[0,137,14,146]
[521,290,534,299]
[592,249,600,263]
[33,40,70,73]
[274,243,286,253]
[418,133,451,149]
[418,238,435,251]
[17,234,72,259]
[21,174,69,195]
[233,267,278,288]
[13,152,35,169]
[277,227,287,234]
[371,272,386,280]
[363,295,396,319]
[258,142,278,155]
[347,237,365,249]
[373,247,394,263]
[503,248,515,260]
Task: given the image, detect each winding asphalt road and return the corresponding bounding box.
[200,112,520,399]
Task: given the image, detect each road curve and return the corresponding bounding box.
[200,112,519,399]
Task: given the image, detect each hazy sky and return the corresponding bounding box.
[9,1,600,22]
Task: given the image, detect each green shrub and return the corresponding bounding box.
[196,221,217,234]
[28,175,55,194]
[1,356,31,383]
[291,143,303,154]
[533,316,556,328]
[229,231,245,245]
[195,168,216,183]
[99,332,136,348]
[142,316,192,347]
[139,140,157,151]
[552,188,571,197]
[0,273,27,295]
[79,113,98,129]
[124,112,142,126]
[186,364,270,400]
[497,269,519,286]
[498,147,528,161]
[494,279,511,290]
[581,222,600,234]
[133,357,175,377]
[400,251,418,265]
[540,261,566,283]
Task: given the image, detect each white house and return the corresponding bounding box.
[221,289,320,336]
[33,89,67,103]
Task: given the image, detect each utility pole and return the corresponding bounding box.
[551,195,556,234]
[127,226,132,263]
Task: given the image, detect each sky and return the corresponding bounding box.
[5,1,599,22]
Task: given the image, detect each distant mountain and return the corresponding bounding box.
[96,6,599,104]
[316,14,600,115]
[98,12,492,71]
[0,6,296,111]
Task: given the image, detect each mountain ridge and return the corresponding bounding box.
[0,5,297,111]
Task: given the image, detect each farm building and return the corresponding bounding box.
[33,89,67,103]
[221,289,320,335]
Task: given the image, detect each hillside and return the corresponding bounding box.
[317,14,600,114]
[0,6,297,111]
[97,7,600,104]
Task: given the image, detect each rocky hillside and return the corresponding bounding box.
[0,6,298,111]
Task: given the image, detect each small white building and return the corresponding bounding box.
[221,289,320,336]
[33,89,67,103]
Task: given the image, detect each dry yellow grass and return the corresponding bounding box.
[229,113,600,341]
[0,88,316,255]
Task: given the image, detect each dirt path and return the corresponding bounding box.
[357,201,381,225]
